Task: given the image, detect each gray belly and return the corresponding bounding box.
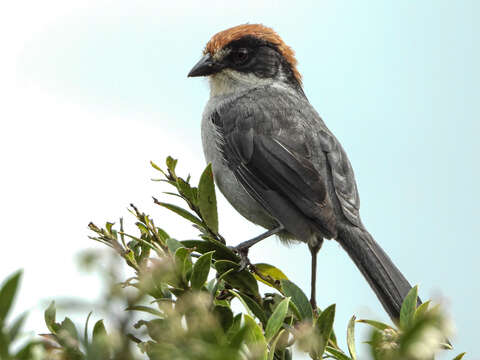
[201,111,277,231]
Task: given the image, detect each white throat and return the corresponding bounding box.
[208,69,275,97]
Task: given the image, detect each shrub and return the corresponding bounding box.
[0,158,464,360]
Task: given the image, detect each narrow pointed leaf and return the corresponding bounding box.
[8,312,27,342]
[280,279,312,320]
[177,178,196,205]
[400,285,418,329]
[84,311,92,345]
[268,329,286,360]
[0,330,8,359]
[92,320,110,358]
[286,301,302,322]
[215,260,259,298]
[93,319,107,339]
[230,290,268,326]
[357,319,393,331]
[325,346,352,360]
[0,270,22,323]
[175,247,192,285]
[265,297,290,341]
[198,164,219,234]
[453,352,466,360]
[191,251,214,290]
[414,300,431,320]
[182,240,239,262]
[244,314,268,360]
[315,304,336,357]
[44,301,59,333]
[125,305,163,317]
[227,313,244,347]
[154,201,203,227]
[166,156,178,176]
[347,315,357,360]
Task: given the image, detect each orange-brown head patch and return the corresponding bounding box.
[204,24,302,85]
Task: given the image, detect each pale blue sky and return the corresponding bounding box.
[1,1,478,358]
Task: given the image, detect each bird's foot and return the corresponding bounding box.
[228,245,251,271]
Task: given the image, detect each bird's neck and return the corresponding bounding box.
[208,69,300,98]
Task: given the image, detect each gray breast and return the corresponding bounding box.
[201,96,278,230]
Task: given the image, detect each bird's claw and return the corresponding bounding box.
[228,245,251,271]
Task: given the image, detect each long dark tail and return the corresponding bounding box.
[337,223,416,321]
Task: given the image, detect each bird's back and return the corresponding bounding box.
[202,85,361,241]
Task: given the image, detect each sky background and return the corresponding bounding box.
[1,1,478,358]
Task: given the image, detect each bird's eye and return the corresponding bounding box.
[232,48,249,65]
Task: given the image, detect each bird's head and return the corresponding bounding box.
[188,24,302,95]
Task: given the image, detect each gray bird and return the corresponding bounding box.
[188,24,415,321]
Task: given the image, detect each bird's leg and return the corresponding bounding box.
[231,225,284,270]
[308,240,323,310]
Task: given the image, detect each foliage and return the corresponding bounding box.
[0,157,465,359]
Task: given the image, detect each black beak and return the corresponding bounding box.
[188,53,223,77]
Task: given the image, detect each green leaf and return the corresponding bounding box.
[265,297,290,341]
[197,163,219,234]
[357,319,393,331]
[191,251,214,290]
[253,263,288,290]
[414,300,431,320]
[325,346,352,360]
[8,312,27,342]
[156,227,170,242]
[205,278,216,294]
[177,178,196,205]
[0,270,22,324]
[214,305,234,332]
[166,156,178,177]
[93,320,107,340]
[227,313,244,347]
[92,319,110,359]
[14,342,39,360]
[453,352,466,360]
[400,285,418,329]
[243,314,268,360]
[154,201,203,227]
[135,222,149,236]
[124,249,139,268]
[150,160,165,173]
[230,290,268,327]
[0,330,9,359]
[347,315,357,360]
[44,301,59,333]
[182,240,239,262]
[125,305,163,317]
[166,238,184,253]
[84,311,92,345]
[229,324,249,351]
[174,247,193,285]
[314,304,336,357]
[60,317,78,341]
[214,260,259,298]
[268,329,286,360]
[280,280,313,321]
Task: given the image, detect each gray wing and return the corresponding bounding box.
[314,124,361,227]
[212,90,342,240]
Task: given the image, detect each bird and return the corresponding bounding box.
[188,23,416,321]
